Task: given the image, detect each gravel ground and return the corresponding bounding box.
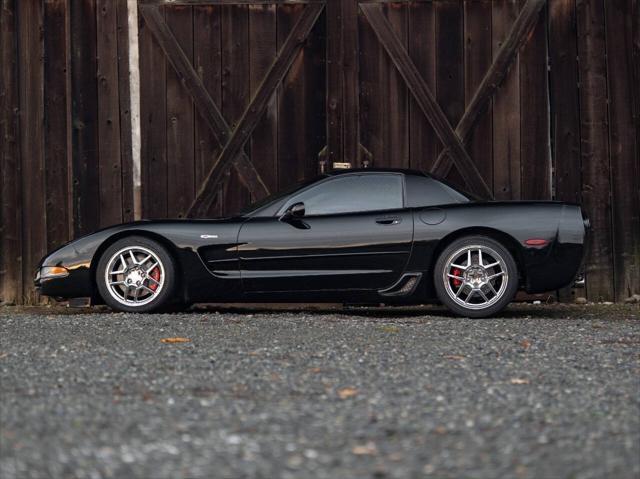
[0,303,639,479]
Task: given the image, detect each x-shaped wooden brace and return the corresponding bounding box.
[360,0,546,199]
[139,2,324,218]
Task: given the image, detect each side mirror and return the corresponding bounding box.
[281,202,305,221]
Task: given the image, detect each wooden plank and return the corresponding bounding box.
[549,0,581,204]
[139,4,168,219]
[138,4,270,211]
[221,5,250,215]
[18,0,47,303]
[44,0,71,251]
[166,5,195,218]
[408,1,437,171]
[326,0,343,165]
[463,0,492,189]
[576,0,615,301]
[519,3,550,200]
[188,3,324,217]
[342,0,359,166]
[116,0,135,222]
[432,0,545,181]
[434,0,464,140]
[0,0,22,304]
[383,3,408,169]
[634,0,640,159]
[492,0,521,200]
[97,0,123,226]
[360,3,492,199]
[276,4,302,187]
[548,0,582,301]
[358,3,383,167]
[605,0,640,300]
[193,5,224,217]
[249,4,278,197]
[302,4,326,177]
[71,0,101,234]
[434,0,464,187]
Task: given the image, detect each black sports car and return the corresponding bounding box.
[35,169,587,317]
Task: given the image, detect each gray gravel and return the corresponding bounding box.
[1,304,639,479]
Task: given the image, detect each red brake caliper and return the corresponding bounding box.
[149,267,161,291]
[452,268,462,287]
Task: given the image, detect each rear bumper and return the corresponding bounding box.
[524,205,586,294]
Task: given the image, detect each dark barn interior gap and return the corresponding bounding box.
[1,0,638,304]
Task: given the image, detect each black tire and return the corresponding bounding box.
[434,235,518,318]
[96,236,177,313]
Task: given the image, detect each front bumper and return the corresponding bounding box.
[34,265,94,299]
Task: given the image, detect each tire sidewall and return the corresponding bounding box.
[96,236,176,313]
[434,235,518,318]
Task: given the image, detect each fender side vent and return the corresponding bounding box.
[379,273,422,297]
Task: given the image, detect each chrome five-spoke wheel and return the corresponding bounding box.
[434,236,518,318]
[105,246,165,306]
[97,236,176,312]
[443,245,507,310]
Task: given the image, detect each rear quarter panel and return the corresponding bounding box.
[408,202,585,297]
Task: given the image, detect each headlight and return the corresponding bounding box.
[39,266,69,280]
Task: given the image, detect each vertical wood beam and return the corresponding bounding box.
[326,0,343,165]
[71,0,101,235]
[576,0,615,301]
[0,0,22,304]
[492,0,521,200]
[605,0,640,299]
[342,0,359,166]
[97,0,124,227]
[44,0,72,252]
[519,2,551,200]
[18,0,46,303]
[549,0,582,301]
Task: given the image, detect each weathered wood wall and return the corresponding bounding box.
[1,0,134,303]
[1,0,638,304]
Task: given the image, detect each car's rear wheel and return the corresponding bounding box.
[97,236,176,313]
[434,236,518,318]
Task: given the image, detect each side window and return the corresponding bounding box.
[405,175,469,207]
[284,174,403,216]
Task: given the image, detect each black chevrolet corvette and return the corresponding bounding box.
[35,169,588,317]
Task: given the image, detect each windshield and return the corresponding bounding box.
[238,176,324,216]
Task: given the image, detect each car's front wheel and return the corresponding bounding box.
[434,236,518,318]
[97,236,177,313]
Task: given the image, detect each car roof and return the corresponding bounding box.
[325,168,430,177]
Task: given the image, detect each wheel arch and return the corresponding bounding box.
[90,230,184,304]
[430,227,526,287]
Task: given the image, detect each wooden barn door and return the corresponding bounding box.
[347,0,550,201]
[137,0,326,219]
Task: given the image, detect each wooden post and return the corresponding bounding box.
[576,0,615,301]
[0,0,22,304]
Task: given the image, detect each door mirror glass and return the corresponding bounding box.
[281,202,305,221]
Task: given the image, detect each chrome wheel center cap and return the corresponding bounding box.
[465,267,487,287]
[126,269,144,285]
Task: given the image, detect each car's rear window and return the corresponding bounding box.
[405,175,470,207]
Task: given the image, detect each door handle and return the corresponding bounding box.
[376,216,401,225]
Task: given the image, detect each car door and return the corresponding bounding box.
[237,173,414,293]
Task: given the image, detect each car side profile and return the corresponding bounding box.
[35,169,587,318]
